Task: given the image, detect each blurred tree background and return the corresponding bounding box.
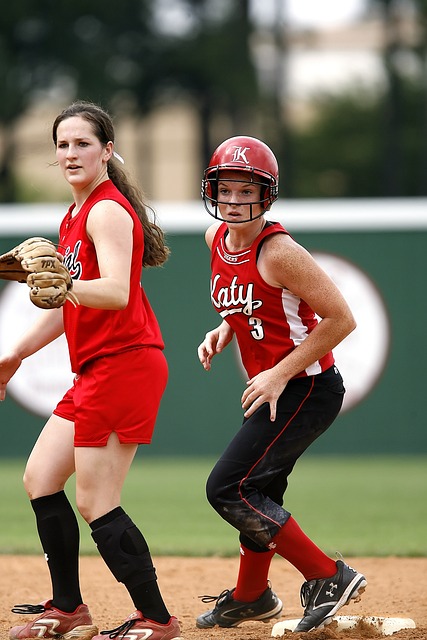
[0,0,426,202]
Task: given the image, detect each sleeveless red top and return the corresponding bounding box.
[210,221,334,379]
[58,180,164,374]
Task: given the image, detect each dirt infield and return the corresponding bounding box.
[1,556,425,639]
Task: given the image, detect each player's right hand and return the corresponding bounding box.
[198,321,234,371]
[0,352,23,401]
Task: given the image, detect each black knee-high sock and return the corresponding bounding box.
[31,491,83,612]
[90,507,170,623]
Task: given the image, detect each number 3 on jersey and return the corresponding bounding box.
[249,316,264,340]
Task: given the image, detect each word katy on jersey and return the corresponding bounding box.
[211,272,262,319]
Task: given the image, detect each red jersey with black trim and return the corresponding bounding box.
[58,180,164,374]
[210,221,334,379]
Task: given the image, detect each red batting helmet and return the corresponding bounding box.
[201,136,279,222]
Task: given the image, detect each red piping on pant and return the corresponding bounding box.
[237,376,315,528]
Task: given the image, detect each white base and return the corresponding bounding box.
[271,615,416,636]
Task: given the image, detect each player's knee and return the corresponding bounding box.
[22,470,32,497]
[206,473,219,508]
[75,490,94,522]
[77,502,99,524]
[23,467,61,500]
[206,474,233,513]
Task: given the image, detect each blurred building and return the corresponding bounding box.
[12,9,419,202]
[13,100,201,203]
[252,9,420,128]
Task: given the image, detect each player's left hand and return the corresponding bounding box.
[241,368,288,421]
[0,237,79,309]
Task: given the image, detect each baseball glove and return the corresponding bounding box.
[0,237,78,309]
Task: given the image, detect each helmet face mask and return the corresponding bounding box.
[202,136,279,223]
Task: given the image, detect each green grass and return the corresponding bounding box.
[0,456,426,556]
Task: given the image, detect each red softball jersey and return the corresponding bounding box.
[210,221,334,380]
[58,180,164,374]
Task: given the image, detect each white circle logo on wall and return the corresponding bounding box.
[312,252,390,411]
[0,282,74,417]
[234,252,390,413]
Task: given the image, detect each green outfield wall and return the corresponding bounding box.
[0,198,426,457]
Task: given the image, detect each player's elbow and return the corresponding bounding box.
[342,310,357,339]
[109,280,130,310]
[112,290,129,310]
[101,286,129,310]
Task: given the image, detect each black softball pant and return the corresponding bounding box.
[206,365,345,550]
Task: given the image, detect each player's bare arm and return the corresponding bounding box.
[0,307,64,400]
[260,233,355,373]
[198,223,233,371]
[71,200,134,310]
[241,234,356,420]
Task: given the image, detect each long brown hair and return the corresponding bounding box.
[52,101,170,267]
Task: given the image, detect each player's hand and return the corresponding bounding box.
[241,368,288,421]
[198,321,234,371]
[0,352,23,401]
